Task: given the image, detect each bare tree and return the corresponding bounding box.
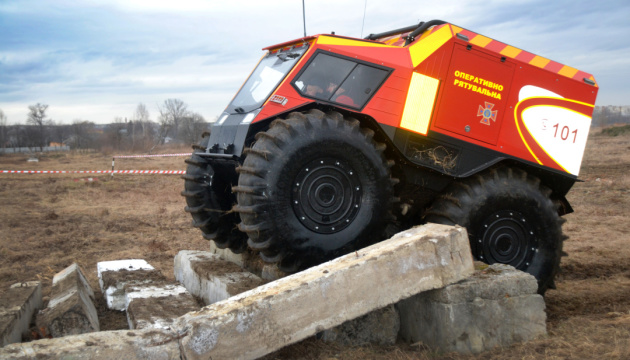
[134,103,150,123]
[105,117,128,151]
[26,103,49,151]
[157,99,188,143]
[179,112,208,145]
[70,120,96,151]
[132,103,150,151]
[0,109,7,151]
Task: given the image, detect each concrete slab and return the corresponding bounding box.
[53,263,95,299]
[0,329,180,359]
[0,281,42,346]
[397,262,547,354]
[177,250,398,347]
[37,263,99,337]
[97,259,165,310]
[174,224,473,359]
[207,243,288,280]
[125,283,201,330]
[174,251,265,305]
[0,224,474,359]
[207,242,252,269]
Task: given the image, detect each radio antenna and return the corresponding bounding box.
[360,0,367,38]
[302,0,307,37]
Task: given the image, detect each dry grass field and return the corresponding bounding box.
[1,129,629,359]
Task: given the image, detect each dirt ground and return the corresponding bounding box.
[1,130,629,359]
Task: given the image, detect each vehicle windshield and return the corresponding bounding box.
[228,46,308,114]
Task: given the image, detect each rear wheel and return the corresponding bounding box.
[182,134,247,253]
[234,109,396,272]
[425,167,565,294]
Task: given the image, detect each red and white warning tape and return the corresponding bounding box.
[111,153,191,176]
[113,153,192,159]
[1,170,186,174]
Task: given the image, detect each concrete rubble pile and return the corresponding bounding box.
[97,259,200,330]
[175,250,402,347]
[0,224,548,359]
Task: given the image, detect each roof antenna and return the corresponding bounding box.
[302,0,307,37]
[360,0,367,38]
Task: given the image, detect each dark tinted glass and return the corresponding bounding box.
[332,65,389,108]
[294,52,389,108]
[294,54,356,101]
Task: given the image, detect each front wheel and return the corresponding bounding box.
[234,109,396,272]
[182,134,248,253]
[425,167,565,294]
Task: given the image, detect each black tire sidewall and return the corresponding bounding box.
[454,175,561,283]
[265,130,390,253]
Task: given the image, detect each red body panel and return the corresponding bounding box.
[250,24,598,176]
[433,44,516,146]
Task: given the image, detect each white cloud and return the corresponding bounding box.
[1,0,628,124]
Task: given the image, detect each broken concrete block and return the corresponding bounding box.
[0,329,180,359]
[175,224,474,359]
[320,305,400,346]
[0,281,42,346]
[208,242,252,269]
[0,224,474,359]
[37,263,99,337]
[208,243,287,279]
[174,251,265,305]
[125,282,200,330]
[397,262,547,354]
[177,250,398,346]
[97,259,165,310]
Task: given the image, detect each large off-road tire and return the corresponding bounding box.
[234,109,396,272]
[182,134,247,253]
[425,167,565,294]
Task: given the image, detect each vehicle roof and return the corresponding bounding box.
[263,23,596,85]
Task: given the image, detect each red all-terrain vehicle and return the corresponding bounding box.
[183,20,598,293]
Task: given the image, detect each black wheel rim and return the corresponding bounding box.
[475,210,536,269]
[292,157,362,234]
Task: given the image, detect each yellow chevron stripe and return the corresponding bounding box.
[317,36,397,48]
[451,25,463,34]
[470,34,492,47]
[529,56,550,68]
[500,45,522,58]
[558,65,579,78]
[409,25,453,67]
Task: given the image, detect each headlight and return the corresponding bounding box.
[241,113,256,124]
[216,114,228,125]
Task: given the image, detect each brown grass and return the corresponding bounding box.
[1,132,630,359]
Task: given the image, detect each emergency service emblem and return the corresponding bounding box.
[478,102,497,125]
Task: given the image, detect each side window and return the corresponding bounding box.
[333,64,389,108]
[294,54,355,101]
[293,51,391,109]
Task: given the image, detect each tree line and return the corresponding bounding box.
[0,99,210,153]
[591,106,630,128]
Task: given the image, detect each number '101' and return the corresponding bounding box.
[553,123,578,143]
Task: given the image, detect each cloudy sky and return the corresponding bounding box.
[1,0,629,124]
